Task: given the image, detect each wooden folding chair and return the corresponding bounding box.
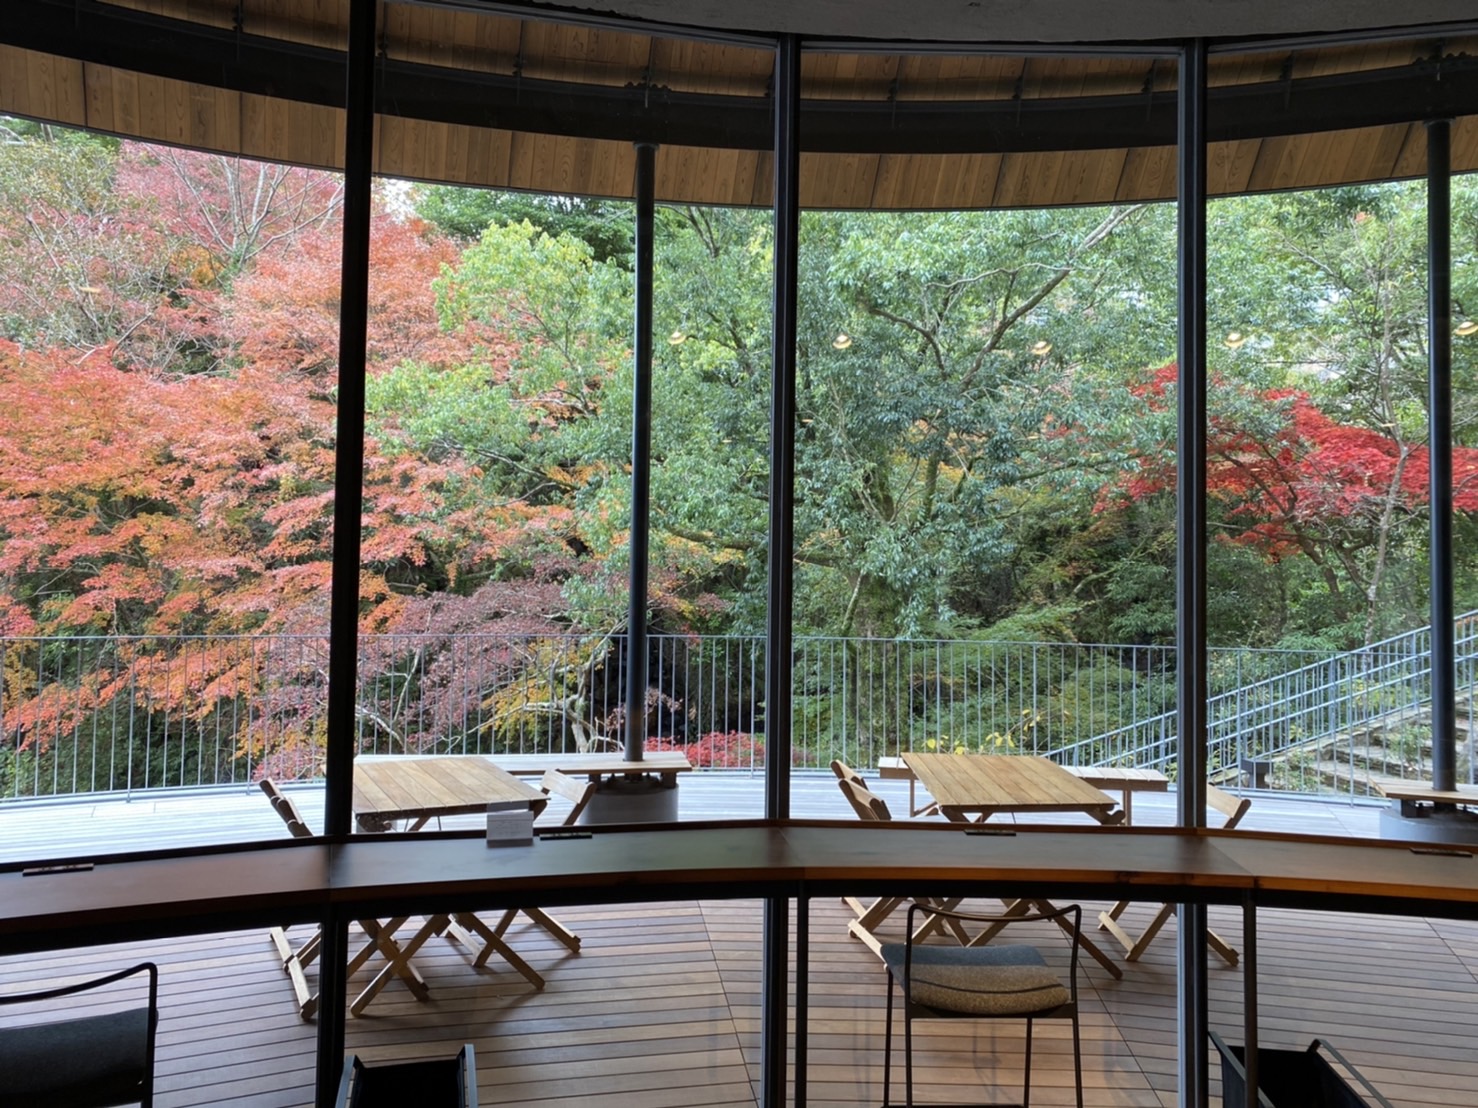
[444,769,596,984]
[1097,784,1253,965]
[831,763,970,955]
[259,778,434,1019]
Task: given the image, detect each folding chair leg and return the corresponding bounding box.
[963,897,1035,946]
[1099,902,1173,962]
[1034,899,1122,979]
[846,917,886,957]
[351,914,446,1016]
[357,917,432,998]
[513,907,582,952]
[1207,926,1240,966]
[446,912,547,988]
[910,897,969,944]
[269,926,318,1020]
[297,930,323,968]
[847,895,906,934]
[492,907,582,952]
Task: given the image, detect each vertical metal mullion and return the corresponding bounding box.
[765,32,799,818]
[1177,36,1211,1108]
[626,140,656,762]
[317,0,375,1104]
[761,30,801,1108]
[323,0,374,835]
[1242,896,1259,1108]
[1428,118,1457,793]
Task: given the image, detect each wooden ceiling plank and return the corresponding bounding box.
[23,46,85,126]
[1245,133,1296,193]
[441,120,469,184]
[82,60,115,136]
[1392,120,1430,178]
[189,80,231,149]
[110,66,141,140]
[746,149,773,208]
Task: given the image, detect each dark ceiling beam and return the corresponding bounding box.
[5,0,1478,155]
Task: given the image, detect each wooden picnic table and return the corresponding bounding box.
[353,755,549,832]
[901,752,1123,825]
[881,755,1168,822]
[349,756,556,1012]
[900,752,1127,977]
[1062,765,1169,825]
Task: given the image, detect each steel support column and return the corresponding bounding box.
[765,34,800,820]
[316,0,375,1101]
[1242,897,1259,1108]
[761,31,801,1108]
[1428,118,1457,793]
[625,141,657,762]
[1176,37,1212,1108]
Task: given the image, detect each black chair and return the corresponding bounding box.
[881,903,1082,1108]
[336,1043,478,1108]
[0,960,158,1108]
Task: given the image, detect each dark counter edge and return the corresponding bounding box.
[6,819,1478,956]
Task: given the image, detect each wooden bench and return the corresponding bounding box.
[1062,766,1169,825]
[488,751,692,788]
[1374,778,1478,816]
[878,756,935,815]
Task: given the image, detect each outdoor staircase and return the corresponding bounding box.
[1100,611,1478,796]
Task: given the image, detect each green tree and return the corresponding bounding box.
[415,185,633,265]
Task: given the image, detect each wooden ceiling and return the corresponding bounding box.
[2,0,1477,209]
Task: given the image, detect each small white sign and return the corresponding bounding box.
[486,801,535,846]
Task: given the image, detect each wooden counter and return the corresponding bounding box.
[8,821,1478,1108]
[7,821,1478,956]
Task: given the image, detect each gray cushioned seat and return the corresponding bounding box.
[880,941,1071,1015]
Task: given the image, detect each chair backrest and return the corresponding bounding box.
[0,960,159,1108]
[830,759,868,789]
[837,775,893,822]
[540,769,597,826]
[259,778,313,838]
[1208,784,1252,831]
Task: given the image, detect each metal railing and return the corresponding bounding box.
[1071,614,1478,796]
[3,615,1475,801]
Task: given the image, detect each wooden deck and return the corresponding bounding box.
[2,776,1476,1107]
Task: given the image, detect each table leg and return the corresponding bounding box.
[969,897,1123,979]
[353,917,430,998]
[1032,898,1123,978]
[351,914,447,1016]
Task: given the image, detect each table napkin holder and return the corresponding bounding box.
[486,799,535,846]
